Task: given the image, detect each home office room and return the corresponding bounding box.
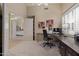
[3,3,79,56]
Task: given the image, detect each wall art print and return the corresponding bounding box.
[38,22,45,28]
[46,19,53,27]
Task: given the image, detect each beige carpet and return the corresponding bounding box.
[9,39,24,49]
[8,40,60,56]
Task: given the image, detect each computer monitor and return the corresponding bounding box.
[53,28,55,32]
[57,28,62,32]
[57,28,60,32]
[53,28,62,32]
[53,28,56,32]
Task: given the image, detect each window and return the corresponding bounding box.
[62,4,79,35]
[75,6,79,33]
[62,16,65,24]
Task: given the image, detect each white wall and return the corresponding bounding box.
[61,3,74,13]
[6,3,27,17]
[4,3,27,55]
[27,6,35,16]
[27,3,75,40]
[4,4,9,55]
[6,3,27,39]
[27,4,62,33]
[27,4,62,41]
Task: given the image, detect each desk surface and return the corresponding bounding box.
[55,35,79,54]
[37,33,79,54]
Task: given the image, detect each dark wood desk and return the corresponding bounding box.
[52,34,79,56]
[36,33,79,56]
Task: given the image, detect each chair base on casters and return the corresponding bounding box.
[43,42,55,48]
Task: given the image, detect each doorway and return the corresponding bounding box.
[27,16,35,40]
[24,18,33,41]
[24,16,35,41]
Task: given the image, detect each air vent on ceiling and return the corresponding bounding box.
[44,7,48,10]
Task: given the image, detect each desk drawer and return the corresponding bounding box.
[66,47,79,56]
[59,41,67,56]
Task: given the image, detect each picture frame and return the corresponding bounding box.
[38,22,45,28]
[46,19,53,27]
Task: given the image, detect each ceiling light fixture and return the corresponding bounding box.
[32,3,48,7]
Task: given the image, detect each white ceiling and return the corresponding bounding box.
[26,3,62,7]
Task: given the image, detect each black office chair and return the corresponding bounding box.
[43,30,54,48]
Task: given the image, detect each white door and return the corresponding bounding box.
[24,18,33,41]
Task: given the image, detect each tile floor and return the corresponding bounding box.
[8,40,61,56]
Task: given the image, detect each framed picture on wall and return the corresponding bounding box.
[46,19,53,27]
[38,22,45,28]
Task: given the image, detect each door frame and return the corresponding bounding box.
[27,16,35,40]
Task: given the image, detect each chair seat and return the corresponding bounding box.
[43,41,54,48]
[43,30,55,48]
[48,37,52,40]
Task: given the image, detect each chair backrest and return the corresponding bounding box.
[43,30,48,38]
